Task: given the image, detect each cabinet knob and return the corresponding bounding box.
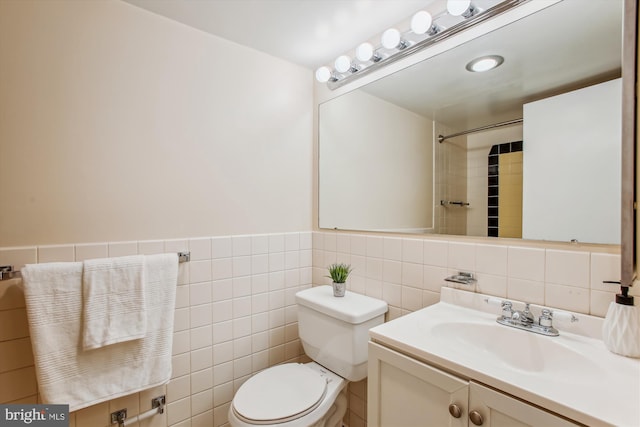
[469,410,484,425]
[448,403,462,418]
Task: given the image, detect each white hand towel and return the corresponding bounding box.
[22,253,178,412]
[82,255,146,350]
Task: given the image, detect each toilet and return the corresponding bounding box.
[228,285,388,427]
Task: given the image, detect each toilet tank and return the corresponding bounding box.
[296,285,388,381]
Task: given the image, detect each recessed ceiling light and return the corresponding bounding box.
[466,55,504,72]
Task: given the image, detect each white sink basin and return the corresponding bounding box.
[369,288,640,427]
[430,321,604,378]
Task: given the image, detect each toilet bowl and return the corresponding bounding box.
[228,285,388,427]
[228,362,347,427]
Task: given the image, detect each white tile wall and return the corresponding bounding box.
[0,230,628,427]
[312,231,624,319]
[0,232,311,427]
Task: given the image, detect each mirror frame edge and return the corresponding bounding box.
[621,0,637,287]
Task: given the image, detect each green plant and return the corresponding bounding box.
[326,263,352,283]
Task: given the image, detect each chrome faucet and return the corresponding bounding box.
[488,299,578,337]
[511,303,535,325]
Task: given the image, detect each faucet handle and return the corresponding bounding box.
[539,309,553,327]
[539,308,578,328]
[553,310,579,323]
[484,297,513,318]
[501,301,513,319]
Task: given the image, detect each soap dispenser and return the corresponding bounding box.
[602,281,640,358]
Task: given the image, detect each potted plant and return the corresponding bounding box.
[326,263,352,297]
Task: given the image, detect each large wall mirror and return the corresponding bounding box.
[319,0,624,245]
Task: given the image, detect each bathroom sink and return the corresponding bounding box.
[430,321,603,378]
[369,288,640,427]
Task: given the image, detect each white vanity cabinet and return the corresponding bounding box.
[368,342,579,427]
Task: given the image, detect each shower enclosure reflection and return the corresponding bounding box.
[318,0,623,245]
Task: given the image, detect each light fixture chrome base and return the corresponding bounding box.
[327,0,527,90]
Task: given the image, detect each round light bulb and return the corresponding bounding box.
[315,66,331,83]
[334,55,352,73]
[465,55,504,72]
[411,11,433,35]
[447,0,471,16]
[471,58,497,72]
[356,42,374,62]
[381,28,401,49]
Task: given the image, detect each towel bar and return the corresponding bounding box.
[0,265,20,281]
[0,251,191,281]
[111,395,165,427]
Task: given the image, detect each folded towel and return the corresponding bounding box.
[21,253,178,412]
[82,255,146,350]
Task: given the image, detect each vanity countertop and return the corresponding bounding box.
[369,288,640,427]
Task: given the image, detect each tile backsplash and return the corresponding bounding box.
[0,230,624,427]
[311,231,622,321]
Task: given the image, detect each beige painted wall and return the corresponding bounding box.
[319,90,433,232]
[0,0,313,247]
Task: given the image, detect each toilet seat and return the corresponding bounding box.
[232,363,329,425]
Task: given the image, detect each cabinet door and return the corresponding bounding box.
[468,382,580,427]
[368,342,469,427]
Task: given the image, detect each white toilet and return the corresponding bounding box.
[228,285,388,427]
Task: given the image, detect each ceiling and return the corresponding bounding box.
[120,0,623,131]
[121,0,434,70]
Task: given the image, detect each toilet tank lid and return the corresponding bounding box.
[296,285,388,324]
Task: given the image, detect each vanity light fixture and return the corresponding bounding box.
[381,28,408,50]
[315,66,333,83]
[334,55,353,73]
[355,42,378,62]
[410,11,434,35]
[447,0,479,18]
[465,55,504,72]
[315,0,524,90]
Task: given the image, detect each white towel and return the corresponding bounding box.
[82,255,146,350]
[21,253,178,412]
